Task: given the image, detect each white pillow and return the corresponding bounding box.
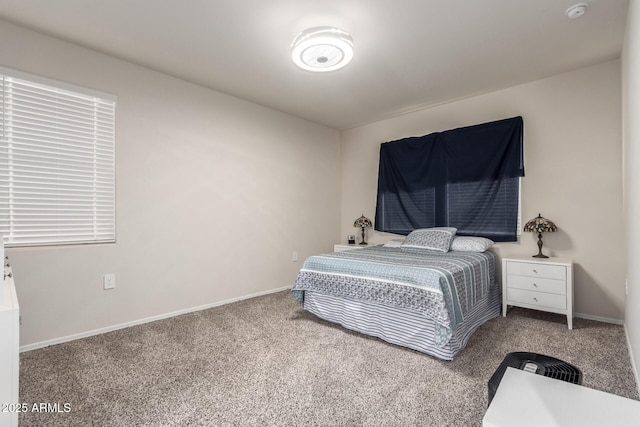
[401,227,457,252]
[383,238,405,248]
[450,236,494,252]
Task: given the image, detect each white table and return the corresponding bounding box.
[483,367,640,427]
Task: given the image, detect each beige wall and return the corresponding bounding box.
[623,0,640,388]
[341,60,624,322]
[0,20,341,347]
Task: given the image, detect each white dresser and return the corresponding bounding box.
[502,256,573,329]
[0,258,19,427]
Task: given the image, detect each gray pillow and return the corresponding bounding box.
[450,236,494,252]
[401,227,457,252]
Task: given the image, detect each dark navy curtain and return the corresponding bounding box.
[374,116,524,242]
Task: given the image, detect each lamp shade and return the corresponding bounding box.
[523,214,557,233]
[353,214,372,229]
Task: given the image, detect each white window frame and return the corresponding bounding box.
[0,67,116,247]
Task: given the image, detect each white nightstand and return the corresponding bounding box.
[502,256,573,329]
[334,244,366,252]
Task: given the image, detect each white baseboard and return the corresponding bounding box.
[574,312,624,325]
[624,323,640,396]
[20,285,293,353]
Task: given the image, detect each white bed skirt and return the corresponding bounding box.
[303,284,500,360]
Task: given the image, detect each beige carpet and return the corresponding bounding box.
[19,290,638,426]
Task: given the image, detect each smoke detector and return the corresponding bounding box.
[566,3,588,19]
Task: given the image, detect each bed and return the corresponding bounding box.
[291,240,500,360]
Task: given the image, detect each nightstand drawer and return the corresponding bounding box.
[506,275,566,295]
[507,288,567,310]
[506,262,566,280]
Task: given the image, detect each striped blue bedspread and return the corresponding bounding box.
[291,245,497,347]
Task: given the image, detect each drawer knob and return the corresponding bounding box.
[533,297,538,302]
[533,283,538,288]
[532,269,538,274]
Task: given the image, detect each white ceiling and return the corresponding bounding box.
[0,0,630,129]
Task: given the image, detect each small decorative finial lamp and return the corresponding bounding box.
[523,213,557,258]
[353,214,373,245]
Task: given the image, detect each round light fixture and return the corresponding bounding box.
[291,26,353,72]
[565,3,588,19]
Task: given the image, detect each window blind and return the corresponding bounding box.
[0,68,116,247]
[376,188,436,234]
[446,178,520,240]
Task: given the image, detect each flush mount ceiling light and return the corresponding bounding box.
[291,26,353,72]
[566,3,588,19]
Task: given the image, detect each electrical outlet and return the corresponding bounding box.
[103,273,116,290]
[292,251,298,262]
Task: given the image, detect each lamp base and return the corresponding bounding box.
[359,227,368,245]
[532,232,549,258]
